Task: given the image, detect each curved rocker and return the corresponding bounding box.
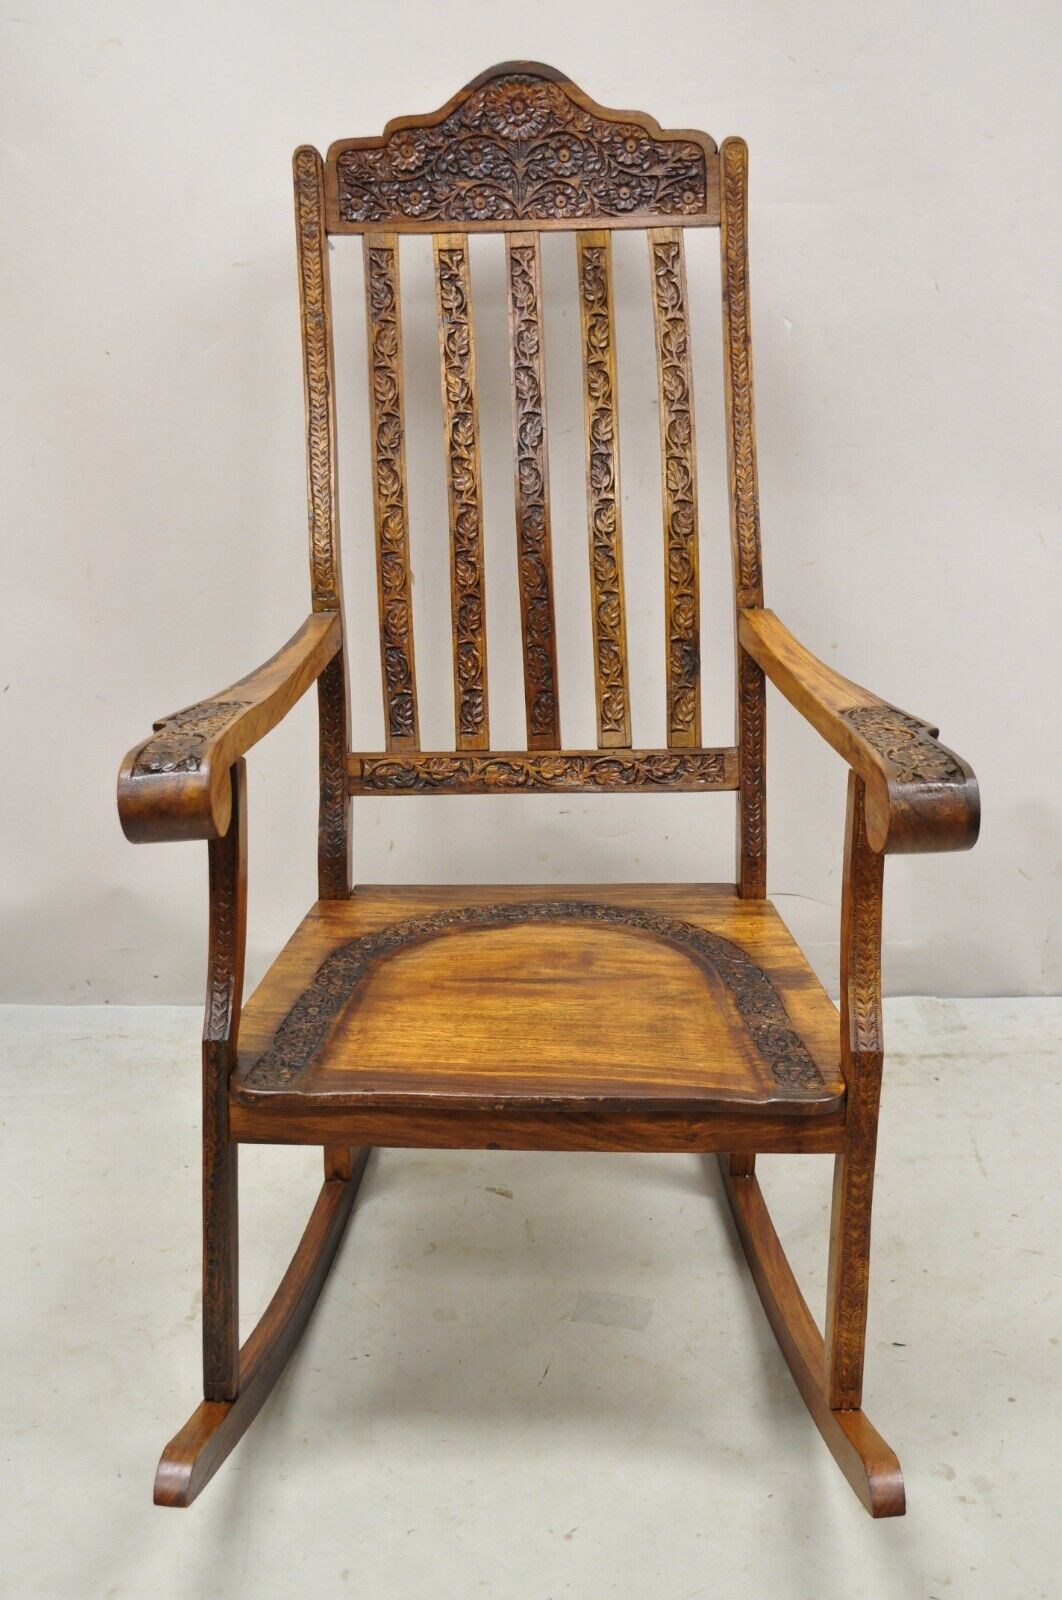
[717,1156,905,1517]
[155,1149,369,1508]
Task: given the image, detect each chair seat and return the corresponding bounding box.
[230,885,846,1149]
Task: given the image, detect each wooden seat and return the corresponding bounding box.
[118,62,979,1517]
[229,886,846,1142]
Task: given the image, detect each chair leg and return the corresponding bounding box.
[718,1155,904,1517]
[823,1138,877,1410]
[323,1145,356,1181]
[155,1147,370,1507]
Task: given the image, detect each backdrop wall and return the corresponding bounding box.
[3,0,1059,1002]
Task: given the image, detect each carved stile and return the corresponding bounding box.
[648,228,700,747]
[720,139,766,895]
[293,148,342,610]
[434,235,490,750]
[363,235,419,749]
[577,231,631,748]
[506,233,561,748]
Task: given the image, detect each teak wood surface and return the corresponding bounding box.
[118,61,979,1517]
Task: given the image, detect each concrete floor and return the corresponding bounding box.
[1,999,1057,1599]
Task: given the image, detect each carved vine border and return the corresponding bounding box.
[241,899,826,1095]
[348,750,733,793]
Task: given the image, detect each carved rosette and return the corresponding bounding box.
[364,239,417,746]
[578,239,629,744]
[132,701,250,777]
[650,234,700,745]
[242,899,825,1095]
[840,706,966,785]
[293,148,339,609]
[348,750,735,794]
[436,242,488,746]
[507,238,560,746]
[334,71,708,227]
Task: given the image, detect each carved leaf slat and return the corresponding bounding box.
[328,68,716,233]
[506,233,561,748]
[348,748,738,794]
[363,236,419,749]
[434,235,489,749]
[648,228,700,747]
[577,232,630,749]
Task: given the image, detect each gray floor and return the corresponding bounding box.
[1,999,1057,1599]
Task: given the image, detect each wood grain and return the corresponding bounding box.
[228,883,845,1138]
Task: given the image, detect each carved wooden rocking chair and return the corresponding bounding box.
[118,64,979,1514]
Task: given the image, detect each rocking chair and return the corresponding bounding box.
[118,63,979,1514]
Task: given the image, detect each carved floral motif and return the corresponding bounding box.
[348,750,734,794]
[840,706,966,785]
[436,242,488,745]
[335,72,708,226]
[365,240,417,744]
[508,239,560,745]
[650,234,700,744]
[242,899,825,1094]
[133,702,250,776]
[578,239,628,742]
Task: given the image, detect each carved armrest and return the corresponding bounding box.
[118,612,342,844]
[738,607,979,855]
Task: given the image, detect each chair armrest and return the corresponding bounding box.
[118,611,342,844]
[738,607,979,855]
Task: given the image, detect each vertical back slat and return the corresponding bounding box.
[577,231,631,749]
[363,235,419,749]
[720,137,767,897]
[506,233,561,749]
[434,234,490,750]
[648,227,701,748]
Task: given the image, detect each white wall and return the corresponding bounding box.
[2,0,1059,1003]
